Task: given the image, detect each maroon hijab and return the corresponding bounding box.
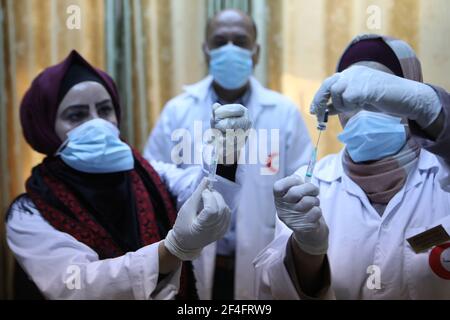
[20,50,121,155]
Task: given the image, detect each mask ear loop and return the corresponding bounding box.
[55,139,69,156]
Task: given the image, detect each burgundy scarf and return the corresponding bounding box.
[26,150,198,300]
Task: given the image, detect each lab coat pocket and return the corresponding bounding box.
[404,226,450,300]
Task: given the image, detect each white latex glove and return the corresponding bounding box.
[210,103,252,164]
[310,65,442,128]
[164,178,231,261]
[273,175,329,255]
[211,103,252,132]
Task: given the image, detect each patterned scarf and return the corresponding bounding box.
[343,137,421,206]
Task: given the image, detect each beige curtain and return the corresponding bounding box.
[1,0,449,299]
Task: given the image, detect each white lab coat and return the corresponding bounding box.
[254,148,450,299]
[6,161,239,300]
[144,76,312,299]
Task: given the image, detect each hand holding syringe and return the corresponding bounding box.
[207,102,252,190]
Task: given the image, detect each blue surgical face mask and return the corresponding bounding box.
[208,43,254,90]
[56,118,134,173]
[338,111,407,163]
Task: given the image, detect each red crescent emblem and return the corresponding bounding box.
[266,153,279,173]
[429,242,450,280]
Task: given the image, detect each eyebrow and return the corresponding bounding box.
[61,100,112,117]
[96,99,112,106]
[62,100,112,112]
[62,104,89,113]
[211,32,250,40]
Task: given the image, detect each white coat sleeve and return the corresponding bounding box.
[409,86,450,191]
[143,101,176,162]
[284,104,313,176]
[6,198,181,300]
[253,218,335,300]
[253,218,301,299]
[151,160,242,212]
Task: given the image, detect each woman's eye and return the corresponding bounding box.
[67,112,87,122]
[98,105,113,116]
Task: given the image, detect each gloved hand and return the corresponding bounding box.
[273,175,329,255]
[211,103,252,132]
[310,65,442,128]
[210,103,252,164]
[164,178,231,261]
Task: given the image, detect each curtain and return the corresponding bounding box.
[1,0,449,299]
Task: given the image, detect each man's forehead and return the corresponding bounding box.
[210,23,250,37]
[207,10,255,37]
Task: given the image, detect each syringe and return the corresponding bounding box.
[305,109,329,183]
[305,147,317,183]
[207,136,219,190]
[206,103,221,190]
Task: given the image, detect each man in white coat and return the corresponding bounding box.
[144,9,312,299]
[254,34,450,299]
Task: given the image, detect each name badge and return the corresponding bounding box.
[407,225,450,254]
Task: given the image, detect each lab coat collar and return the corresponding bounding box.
[182,75,278,107]
[183,76,214,102]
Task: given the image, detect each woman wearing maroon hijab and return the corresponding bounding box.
[6,50,232,300]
